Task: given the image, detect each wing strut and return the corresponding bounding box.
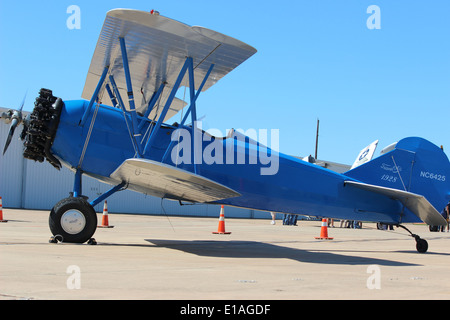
[80,65,109,126]
[79,37,148,157]
[143,57,190,155]
[118,37,143,156]
[138,82,166,130]
[108,74,141,156]
[143,57,215,174]
[161,63,215,166]
[78,33,216,170]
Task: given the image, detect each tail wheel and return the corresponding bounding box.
[49,197,97,243]
[416,238,428,253]
[397,224,429,253]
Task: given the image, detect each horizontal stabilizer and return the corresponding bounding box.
[345,180,447,226]
[111,158,241,203]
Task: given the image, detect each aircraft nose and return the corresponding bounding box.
[22,88,63,170]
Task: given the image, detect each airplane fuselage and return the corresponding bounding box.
[50,100,412,224]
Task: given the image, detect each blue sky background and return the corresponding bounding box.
[1,0,449,165]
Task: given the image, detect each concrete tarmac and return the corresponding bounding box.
[1,208,450,300]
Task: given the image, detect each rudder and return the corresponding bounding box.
[345,137,450,218]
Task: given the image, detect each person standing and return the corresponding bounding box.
[441,201,450,232]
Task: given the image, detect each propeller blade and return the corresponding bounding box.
[3,118,18,155]
[18,93,27,112]
[2,93,26,155]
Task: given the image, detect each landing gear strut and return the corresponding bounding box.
[396,225,428,253]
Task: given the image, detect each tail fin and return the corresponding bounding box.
[345,137,450,223]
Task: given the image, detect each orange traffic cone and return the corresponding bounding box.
[0,197,7,223]
[315,218,333,240]
[212,205,231,234]
[98,201,114,228]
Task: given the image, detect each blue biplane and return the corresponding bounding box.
[2,9,449,252]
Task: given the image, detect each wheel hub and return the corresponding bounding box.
[60,209,86,235]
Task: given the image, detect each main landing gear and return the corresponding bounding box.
[49,197,97,244]
[47,167,126,244]
[396,224,428,253]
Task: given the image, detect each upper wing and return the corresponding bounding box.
[345,180,447,226]
[82,9,257,118]
[110,158,241,203]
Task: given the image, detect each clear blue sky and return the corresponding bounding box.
[1,0,449,165]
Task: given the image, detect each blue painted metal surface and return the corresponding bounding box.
[73,168,83,198]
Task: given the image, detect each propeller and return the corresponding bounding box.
[2,94,26,155]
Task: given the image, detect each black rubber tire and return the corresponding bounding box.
[416,238,428,253]
[429,225,439,232]
[49,197,97,243]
